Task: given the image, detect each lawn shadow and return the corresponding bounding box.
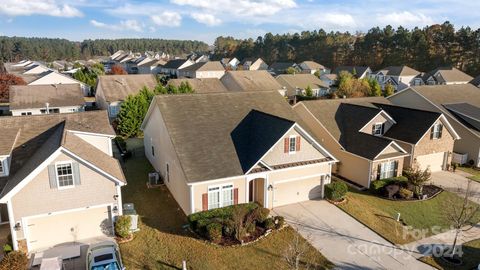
[421,243,480,270]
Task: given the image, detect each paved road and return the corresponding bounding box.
[274,200,434,270]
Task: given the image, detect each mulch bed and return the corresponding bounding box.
[380,185,443,201]
[213,226,267,246]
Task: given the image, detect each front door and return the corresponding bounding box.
[248,178,265,206]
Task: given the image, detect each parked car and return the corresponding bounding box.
[86,241,125,270]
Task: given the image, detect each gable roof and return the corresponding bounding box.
[146,91,326,183]
[0,111,124,199]
[299,97,404,160]
[163,59,190,69]
[168,78,228,93]
[377,66,420,77]
[443,103,480,131]
[333,66,370,77]
[408,84,480,136]
[470,75,480,87]
[276,74,329,96]
[220,70,282,92]
[300,61,325,70]
[97,74,157,103]
[269,62,295,73]
[28,70,86,86]
[423,67,473,83]
[9,84,85,110]
[179,61,225,72]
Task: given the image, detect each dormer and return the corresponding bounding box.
[359,110,396,137]
[0,156,11,177]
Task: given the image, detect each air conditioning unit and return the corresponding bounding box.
[123,203,139,232]
[148,172,160,185]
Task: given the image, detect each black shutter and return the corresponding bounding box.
[430,126,435,139]
[381,123,385,134]
[394,161,399,176]
[372,125,376,135]
[438,124,443,138]
[377,164,381,180]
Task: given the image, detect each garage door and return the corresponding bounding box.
[273,177,323,208]
[416,152,445,172]
[26,205,112,252]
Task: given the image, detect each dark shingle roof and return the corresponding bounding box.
[423,67,473,83]
[333,66,370,77]
[151,91,311,182]
[377,66,420,76]
[163,59,189,69]
[443,103,480,131]
[469,75,480,87]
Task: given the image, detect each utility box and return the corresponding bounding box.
[123,203,139,232]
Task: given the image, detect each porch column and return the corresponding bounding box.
[6,200,18,250]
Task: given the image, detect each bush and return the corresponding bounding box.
[188,203,258,231]
[370,176,408,194]
[115,215,132,239]
[398,188,414,199]
[246,222,256,234]
[251,207,270,223]
[3,244,12,254]
[0,251,28,270]
[324,182,348,201]
[264,218,275,230]
[274,216,285,229]
[206,223,222,243]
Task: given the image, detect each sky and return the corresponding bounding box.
[0,0,479,44]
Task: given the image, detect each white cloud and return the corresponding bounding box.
[377,11,435,27]
[171,0,296,16]
[0,0,82,17]
[90,19,143,32]
[151,11,182,27]
[191,13,221,26]
[299,12,357,29]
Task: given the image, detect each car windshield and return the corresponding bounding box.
[91,262,120,270]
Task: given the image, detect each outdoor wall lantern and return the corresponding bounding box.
[113,194,119,200]
[14,222,21,231]
[267,184,274,191]
[112,206,119,213]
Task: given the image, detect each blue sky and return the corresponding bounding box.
[0,0,479,44]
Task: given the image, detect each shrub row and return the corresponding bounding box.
[369,176,408,194]
[324,181,348,201]
[188,203,258,231]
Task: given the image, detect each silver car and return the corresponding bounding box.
[86,241,125,270]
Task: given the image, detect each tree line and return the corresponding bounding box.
[0,37,209,62]
[212,21,480,76]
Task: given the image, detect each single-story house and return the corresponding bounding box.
[320,74,338,87]
[422,67,473,85]
[177,61,225,79]
[0,110,126,253]
[161,59,195,77]
[23,65,51,75]
[168,78,228,93]
[293,97,459,188]
[221,70,285,95]
[221,58,240,70]
[9,84,85,116]
[141,91,337,214]
[95,74,158,118]
[276,74,330,98]
[370,66,422,92]
[297,61,329,75]
[28,70,91,96]
[389,84,480,167]
[240,58,269,71]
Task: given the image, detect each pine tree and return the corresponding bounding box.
[305,85,313,97]
[384,83,395,97]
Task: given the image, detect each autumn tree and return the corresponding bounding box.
[109,65,127,75]
[384,83,395,97]
[0,73,26,102]
[286,67,296,74]
[403,161,431,197]
[337,71,371,98]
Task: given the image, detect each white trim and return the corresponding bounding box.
[288,135,297,154]
[274,173,328,184]
[372,141,408,160]
[374,153,410,162]
[207,183,234,210]
[294,124,339,162]
[264,176,270,208]
[414,115,461,146]
[116,185,123,216]
[7,200,18,250]
[258,161,273,171]
[358,110,397,133]
[55,161,75,190]
[189,185,194,214]
[68,130,116,139]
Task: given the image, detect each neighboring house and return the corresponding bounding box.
[293,97,458,188]
[95,74,158,118]
[389,84,480,167]
[297,61,329,75]
[240,58,269,71]
[137,58,166,74]
[221,58,240,70]
[141,91,337,214]
[168,78,228,93]
[471,75,480,87]
[269,62,297,75]
[320,74,338,87]
[28,70,91,96]
[0,111,126,253]
[276,74,330,98]
[371,66,422,92]
[23,65,51,75]
[177,61,225,79]
[161,59,195,77]
[193,55,209,63]
[9,84,85,116]
[422,67,473,85]
[333,66,372,79]
[220,70,284,94]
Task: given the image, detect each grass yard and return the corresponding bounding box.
[337,188,480,245]
[457,166,480,183]
[119,138,333,270]
[420,239,480,270]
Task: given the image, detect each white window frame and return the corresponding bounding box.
[207,183,234,210]
[432,123,442,139]
[109,104,120,117]
[0,159,3,174]
[380,161,396,179]
[55,161,75,190]
[289,135,297,154]
[373,123,383,136]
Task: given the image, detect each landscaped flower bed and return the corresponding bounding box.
[187,203,284,246]
[370,176,442,201]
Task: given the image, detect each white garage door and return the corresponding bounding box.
[416,152,446,172]
[26,205,112,252]
[273,177,323,208]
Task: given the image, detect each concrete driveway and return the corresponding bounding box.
[431,171,480,203]
[274,200,434,270]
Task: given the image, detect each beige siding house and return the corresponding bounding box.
[389,84,480,167]
[0,111,126,253]
[95,74,158,118]
[141,91,337,214]
[177,61,225,79]
[294,97,459,188]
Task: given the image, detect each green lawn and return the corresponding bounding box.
[457,166,480,183]
[337,188,480,245]
[119,138,333,270]
[420,239,480,270]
